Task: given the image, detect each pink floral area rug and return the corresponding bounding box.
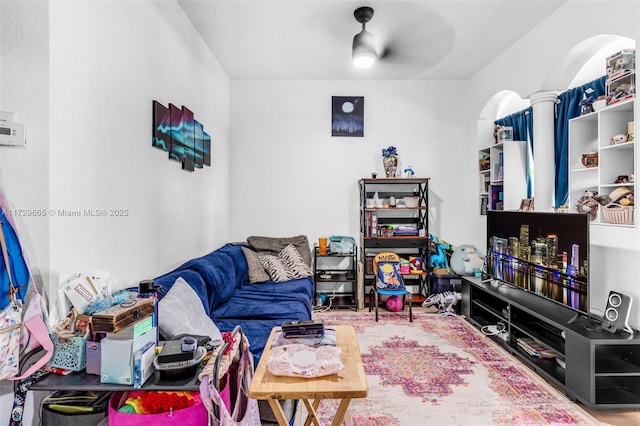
[304,311,600,426]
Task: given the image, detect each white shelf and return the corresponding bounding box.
[478,141,527,213]
[568,97,636,226]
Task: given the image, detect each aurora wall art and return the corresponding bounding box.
[152,100,211,171]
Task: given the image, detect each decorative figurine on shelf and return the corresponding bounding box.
[579,96,594,115]
[576,190,606,221]
[382,146,398,177]
[403,165,415,178]
[493,125,501,144]
[610,133,629,145]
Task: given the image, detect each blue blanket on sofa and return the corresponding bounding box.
[153,243,314,364]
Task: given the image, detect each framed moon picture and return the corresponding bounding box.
[332,96,364,137]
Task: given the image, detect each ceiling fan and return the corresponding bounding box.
[350,5,430,70]
[352,6,377,68]
[279,3,454,78]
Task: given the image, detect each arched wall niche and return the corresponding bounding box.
[477,34,635,148]
[478,90,530,121]
[477,90,529,149]
[476,34,636,165]
[543,34,636,91]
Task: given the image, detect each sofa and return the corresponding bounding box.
[152,237,315,366]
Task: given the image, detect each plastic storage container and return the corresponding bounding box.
[430,272,462,294]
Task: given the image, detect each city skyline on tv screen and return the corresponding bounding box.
[486,211,589,313]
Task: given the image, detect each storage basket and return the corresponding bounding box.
[49,333,88,371]
[581,152,598,168]
[403,196,419,208]
[602,203,634,225]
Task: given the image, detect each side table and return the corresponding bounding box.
[248,325,368,426]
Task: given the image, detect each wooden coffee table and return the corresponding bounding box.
[249,325,368,426]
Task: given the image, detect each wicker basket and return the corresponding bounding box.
[602,203,634,224]
[403,196,419,208]
[581,152,598,168]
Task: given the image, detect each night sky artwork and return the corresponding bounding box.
[332,96,364,137]
[152,100,211,172]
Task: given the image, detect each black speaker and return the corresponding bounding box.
[602,291,633,334]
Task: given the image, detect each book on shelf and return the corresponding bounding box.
[516,337,562,359]
[556,356,566,369]
[364,211,378,238]
[371,212,378,236]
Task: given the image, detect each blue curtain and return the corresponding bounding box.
[554,76,606,208]
[494,107,534,198]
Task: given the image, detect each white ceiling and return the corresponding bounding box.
[178,0,567,80]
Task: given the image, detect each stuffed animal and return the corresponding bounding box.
[450,244,485,276]
[428,234,450,273]
[611,134,628,145]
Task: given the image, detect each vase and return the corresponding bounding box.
[383,154,398,177]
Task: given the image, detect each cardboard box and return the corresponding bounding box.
[606,49,635,80]
[133,341,156,388]
[606,72,635,105]
[100,327,157,385]
[85,341,101,375]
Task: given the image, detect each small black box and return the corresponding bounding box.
[157,340,195,363]
[281,320,325,339]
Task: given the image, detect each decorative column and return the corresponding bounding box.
[528,90,558,212]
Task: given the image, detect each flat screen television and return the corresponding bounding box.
[485,210,589,314]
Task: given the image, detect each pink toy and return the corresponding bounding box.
[386,295,403,312]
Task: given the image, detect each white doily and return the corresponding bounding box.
[267,344,344,378]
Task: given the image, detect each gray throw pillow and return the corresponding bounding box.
[241,246,271,283]
[158,277,222,341]
[247,235,312,266]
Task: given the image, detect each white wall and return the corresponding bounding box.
[1,0,231,421]
[48,0,231,293]
[468,1,640,324]
[0,0,50,297]
[229,80,475,251]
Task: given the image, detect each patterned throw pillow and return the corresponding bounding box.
[259,254,292,282]
[241,246,271,283]
[278,244,313,279]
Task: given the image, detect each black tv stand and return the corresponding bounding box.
[566,312,581,325]
[462,276,640,409]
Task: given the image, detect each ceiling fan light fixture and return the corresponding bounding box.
[352,6,377,69]
[352,30,377,68]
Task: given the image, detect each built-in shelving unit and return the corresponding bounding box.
[568,98,636,226]
[478,141,527,214]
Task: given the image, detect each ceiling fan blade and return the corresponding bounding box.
[373,4,455,69]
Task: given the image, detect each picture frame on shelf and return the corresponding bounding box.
[519,198,534,211]
[496,126,513,143]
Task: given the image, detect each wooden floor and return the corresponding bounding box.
[308,305,640,426]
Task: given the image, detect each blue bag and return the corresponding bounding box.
[0,210,29,309]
